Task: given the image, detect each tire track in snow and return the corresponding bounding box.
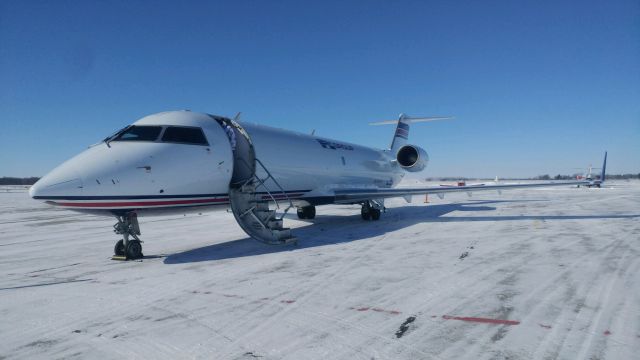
[530,238,635,359]
[397,229,617,358]
[571,241,638,358]
[213,231,393,359]
[460,234,631,360]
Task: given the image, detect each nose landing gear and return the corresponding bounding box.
[112,212,143,260]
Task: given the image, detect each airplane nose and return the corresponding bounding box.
[29,177,83,199]
[30,162,84,199]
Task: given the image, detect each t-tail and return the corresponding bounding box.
[369,113,453,154]
[391,114,411,153]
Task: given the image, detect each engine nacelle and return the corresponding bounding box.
[396,145,429,172]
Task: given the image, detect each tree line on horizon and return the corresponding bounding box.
[429,173,639,181]
[534,173,640,181]
[0,177,40,185]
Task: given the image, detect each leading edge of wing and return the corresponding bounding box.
[333,180,591,203]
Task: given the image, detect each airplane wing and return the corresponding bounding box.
[333,152,607,203]
[333,180,591,203]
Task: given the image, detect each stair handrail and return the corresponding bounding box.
[253,172,280,209]
[254,158,295,215]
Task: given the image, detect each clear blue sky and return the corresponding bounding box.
[1,0,638,178]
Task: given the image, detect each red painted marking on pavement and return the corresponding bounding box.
[604,330,611,336]
[442,315,520,325]
[539,324,552,329]
[351,306,400,315]
[281,300,295,304]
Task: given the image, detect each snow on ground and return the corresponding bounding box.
[0,182,639,359]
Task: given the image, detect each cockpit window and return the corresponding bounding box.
[161,126,208,145]
[112,126,162,142]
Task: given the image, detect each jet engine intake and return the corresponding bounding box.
[396,145,429,172]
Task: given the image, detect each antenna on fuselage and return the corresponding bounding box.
[233,112,242,122]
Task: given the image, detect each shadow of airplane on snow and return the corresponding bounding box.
[164,199,639,264]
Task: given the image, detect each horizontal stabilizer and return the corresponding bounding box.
[369,116,453,126]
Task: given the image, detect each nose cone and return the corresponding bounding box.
[30,177,83,199]
[30,162,84,199]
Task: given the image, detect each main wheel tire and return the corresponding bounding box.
[297,206,316,220]
[361,207,372,221]
[114,239,125,256]
[371,208,381,221]
[304,206,316,219]
[125,240,143,260]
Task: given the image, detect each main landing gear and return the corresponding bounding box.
[361,201,382,221]
[112,212,143,260]
[297,205,316,219]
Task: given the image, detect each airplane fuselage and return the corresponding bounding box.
[30,111,407,216]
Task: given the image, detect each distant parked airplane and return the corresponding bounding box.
[29,111,605,260]
[575,156,607,188]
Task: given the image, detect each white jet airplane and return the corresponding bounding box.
[575,155,608,188]
[29,110,605,260]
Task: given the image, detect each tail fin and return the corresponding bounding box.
[391,114,411,153]
[369,113,453,154]
[600,151,607,182]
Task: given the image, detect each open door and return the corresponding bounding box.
[213,116,296,245]
[216,117,256,187]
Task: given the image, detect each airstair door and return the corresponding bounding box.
[218,118,296,245]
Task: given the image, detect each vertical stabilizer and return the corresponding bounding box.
[600,151,607,183]
[391,114,410,154]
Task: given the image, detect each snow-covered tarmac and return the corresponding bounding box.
[1,182,639,359]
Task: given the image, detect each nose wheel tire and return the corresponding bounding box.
[125,240,143,260]
[114,240,125,256]
[297,206,316,219]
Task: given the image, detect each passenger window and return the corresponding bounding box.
[113,126,162,141]
[161,126,208,145]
